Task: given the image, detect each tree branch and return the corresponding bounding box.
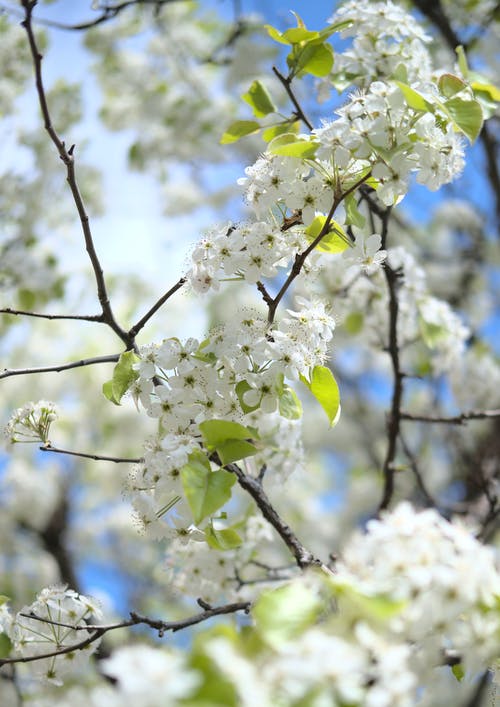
[40,443,143,464]
[272,66,313,131]
[376,205,404,512]
[400,409,500,424]
[267,172,371,323]
[128,277,186,338]
[20,1,134,349]
[224,461,322,569]
[0,308,104,322]
[0,600,251,667]
[0,354,120,380]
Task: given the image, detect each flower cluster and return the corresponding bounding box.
[4,400,58,444]
[8,585,102,685]
[128,302,334,538]
[337,503,500,676]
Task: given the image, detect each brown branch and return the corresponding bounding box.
[376,205,404,512]
[0,600,251,667]
[400,409,500,424]
[267,172,371,323]
[40,443,143,464]
[128,277,186,338]
[20,1,134,350]
[1,0,180,31]
[0,354,120,380]
[272,66,313,131]
[224,460,322,569]
[0,308,104,322]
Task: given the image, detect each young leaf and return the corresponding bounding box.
[304,216,351,253]
[301,365,341,426]
[253,581,322,647]
[293,42,334,78]
[444,97,483,142]
[181,452,236,524]
[199,419,257,446]
[456,45,469,79]
[395,81,433,112]
[278,385,303,420]
[199,419,259,464]
[102,350,139,406]
[344,192,366,228]
[438,73,467,98]
[262,121,299,143]
[220,120,261,144]
[205,525,242,550]
[236,380,261,413]
[451,664,465,682]
[268,133,319,158]
[241,80,276,118]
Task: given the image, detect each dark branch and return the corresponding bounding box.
[40,443,143,464]
[0,601,251,667]
[0,308,104,322]
[20,1,134,349]
[224,460,322,569]
[400,409,500,424]
[272,66,313,131]
[128,277,186,338]
[0,354,120,380]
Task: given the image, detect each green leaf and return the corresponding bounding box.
[344,311,364,335]
[333,580,406,622]
[216,439,258,465]
[293,42,334,77]
[0,596,10,606]
[344,192,366,228]
[268,133,319,158]
[235,380,261,413]
[102,350,139,406]
[0,633,12,659]
[241,80,276,118]
[199,419,257,447]
[451,664,465,682]
[282,27,319,44]
[205,525,242,550]
[456,45,469,79]
[181,451,236,524]
[471,80,500,102]
[419,318,447,348]
[199,419,259,464]
[444,96,483,142]
[395,81,433,112]
[264,24,291,45]
[278,386,303,420]
[304,216,351,253]
[253,582,322,647]
[438,73,468,98]
[301,365,341,426]
[220,120,261,144]
[262,121,300,143]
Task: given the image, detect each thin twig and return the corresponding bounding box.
[224,460,322,569]
[272,66,313,131]
[128,277,186,338]
[0,0,180,31]
[40,443,143,464]
[0,354,120,380]
[376,205,404,512]
[0,308,104,322]
[400,409,500,424]
[267,172,371,323]
[0,600,251,667]
[21,1,133,349]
